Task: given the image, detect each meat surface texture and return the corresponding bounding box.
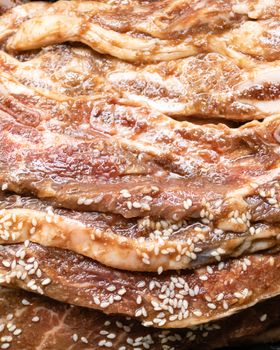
[1,1,280,121]
[0,286,279,350]
[1,1,280,64]
[0,242,280,329]
[1,192,280,272]
[1,46,280,120]
[1,70,280,225]
[1,47,280,272]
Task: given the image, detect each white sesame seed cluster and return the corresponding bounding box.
[0,195,280,275]
[0,240,279,338]
[0,285,279,350]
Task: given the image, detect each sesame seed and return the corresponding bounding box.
[41,278,51,286]
[27,257,35,265]
[260,314,267,322]
[46,215,52,223]
[120,190,131,198]
[223,300,229,310]
[81,336,88,344]
[2,261,11,268]
[135,309,143,317]
[84,199,94,206]
[100,330,109,336]
[7,324,16,332]
[141,203,151,211]
[216,293,224,301]
[189,334,196,341]
[77,197,85,205]
[199,275,208,281]
[118,288,126,296]
[107,333,116,339]
[37,286,44,295]
[244,258,251,266]
[115,321,123,328]
[100,302,110,309]
[132,202,141,209]
[27,280,36,288]
[207,303,217,310]
[234,292,243,299]
[189,289,195,297]
[29,227,36,235]
[98,340,106,346]
[217,248,225,254]
[193,310,202,317]
[72,334,78,342]
[183,199,192,210]
[269,257,275,266]
[211,250,219,257]
[194,285,200,295]
[31,316,40,323]
[13,329,22,336]
[141,307,147,317]
[1,184,8,191]
[268,198,277,205]
[25,264,34,271]
[1,344,10,349]
[107,285,116,292]
[200,209,206,218]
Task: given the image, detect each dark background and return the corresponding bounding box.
[228,345,280,349]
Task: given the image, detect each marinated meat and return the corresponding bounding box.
[1,1,280,64]
[0,288,279,350]
[1,192,280,272]
[1,47,280,120]
[0,1,279,347]
[1,72,280,227]
[0,287,279,349]
[0,242,280,328]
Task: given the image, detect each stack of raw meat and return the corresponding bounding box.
[0,0,280,349]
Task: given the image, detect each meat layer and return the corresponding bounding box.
[1,70,280,225]
[0,287,279,349]
[1,46,280,120]
[0,242,279,328]
[1,1,280,64]
[1,192,280,272]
